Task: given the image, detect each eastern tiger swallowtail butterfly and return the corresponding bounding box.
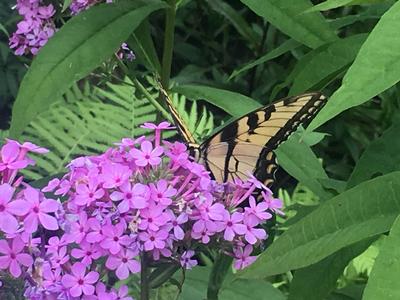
[160,89,327,189]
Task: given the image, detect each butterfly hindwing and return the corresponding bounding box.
[199,93,327,186]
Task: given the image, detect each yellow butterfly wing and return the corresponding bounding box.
[199,93,327,186]
[159,88,327,187]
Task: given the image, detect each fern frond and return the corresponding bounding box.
[21,78,159,179]
[171,93,217,142]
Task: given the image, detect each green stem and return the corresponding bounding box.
[161,0,176,88]
[133,78,173,123]
[113,54,172,123]
[140,253,150,300]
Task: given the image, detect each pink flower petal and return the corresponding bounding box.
[0,240,11,254]
[69,285,83,297]
[84,271,99,284]
[141,141,152,153]
[38,212,59,230]
[71,262,86,277]
[116,264,129,279]
[61,274,76,288]
[39,199,59,213]
[8,200,30,216]
[1,142,19,163]
[0,184,14,203]
[11,237,24,253]
[16,253,33,267]
[0,212,19,234]
[10,259,21,277]
[0,256,10,269]
[82,284,95,295]
[106,256,120,270]
[127,260,140,274]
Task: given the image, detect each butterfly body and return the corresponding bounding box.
[161,88,327,188]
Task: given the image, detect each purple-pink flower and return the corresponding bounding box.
[61,262,99,297]
[106,249,140,279]
[0,237,33,277]
[100,223,131,255]
[23,187,59,233]
[130,140,163,167]
[0,184,29,233]
[180,250,197,269]
[139,229,169,251]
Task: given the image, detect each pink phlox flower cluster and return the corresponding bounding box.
[9,0,56,55]
[0,140,65,296]
[10,0,136,61]
[0,123,283,299]
[70,0,113,15]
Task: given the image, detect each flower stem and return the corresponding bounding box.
[140,252,150,300]
[133,78,173,123]
[161,0,176,88]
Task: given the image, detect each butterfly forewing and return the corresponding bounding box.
[200,93,327,186]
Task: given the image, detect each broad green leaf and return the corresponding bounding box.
[207,254,232,299]
[219,279,286,300]
[308,1,400,132]
[62,0,74,12]
[289,34,367,95]
[149,264,180,288]
[288,238,374,300]
[363,216,400,300]
[270,44,322,99]
[179,267,209,300]
[230,39,300,80]
[9,0,166,138]
[275,132,330,200]
[206,0,259,47]
[347,121,400,189]
[306,0,388,12]
[172,85,262,117]
[129,20,161,74]
[240,0,337,49]
[179,267,285,300]
[239,171,400,278]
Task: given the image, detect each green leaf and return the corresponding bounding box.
[288,238,375,300]
[62,0,74,12]
[9,0,167,138]
[275,132,330,200]
[306,0,388,12]
[172,85,262,117]
[129,20,161,74]
[289,34,367,95]
[206,0,259,47]
[179,267,285,300]
[363,216,400,300]
[0,23,8,37]
[347,121,400,189]
[149,264,180,289]
[239,171,400,278]
[240,0,337,49]
[207,254,233,299]
[308,1,400,132]
[220,279,286,300]
[229,39,300,80]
